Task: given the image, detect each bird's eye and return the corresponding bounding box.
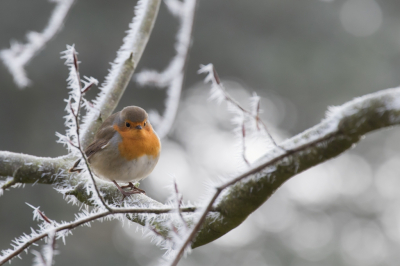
[144,122,147,126]
[125,122,131,127]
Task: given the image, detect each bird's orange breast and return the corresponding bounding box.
[114,125,161,161]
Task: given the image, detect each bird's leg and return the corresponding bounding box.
[112,180,145,200]
[121,182,146,194]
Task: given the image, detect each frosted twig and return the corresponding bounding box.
[0,0,74,88]
[0,205,197,265]
[135,0,197,138]
[81,0,162,148]
[241,118,250,166]
[198,64,279,148]
[31,230,57,266]
[26,203,53,225]
[170,147,294,265]
[174,180,188,229]
[60,46,113,212]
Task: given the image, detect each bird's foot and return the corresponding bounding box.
[121,182,146,193]
[112,180,145,200]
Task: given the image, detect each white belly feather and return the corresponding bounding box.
[88,134,160,183]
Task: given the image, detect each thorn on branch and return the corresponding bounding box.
[212,65,221,85]
[81,83,93,94]
[67,138,78,149]
[73,50,79,72]
[174,180,188,228]
[37,209,52,224]
[69,99,76,117]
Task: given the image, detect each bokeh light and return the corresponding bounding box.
[340,0,383,37]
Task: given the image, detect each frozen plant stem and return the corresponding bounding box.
[0,0,75,88]
[135,0,197,138]
[0,205,198,265]
[65,47,112,212]
[199,64,279,148]
[174,180,188,228]
[241,118,250,166]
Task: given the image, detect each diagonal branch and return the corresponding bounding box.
[199,64,278,147]
[0,205,198,266]
[190,86,400,248]
[167,86,400,265]
[136,0,197,139]
[80,0,162,148]
[0,0,75,88]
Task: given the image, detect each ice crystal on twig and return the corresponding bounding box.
[198,63,280,165]
[31,230,57,266]
[0,0,74,88]
[57,45,114,211]
[136,0,197,138]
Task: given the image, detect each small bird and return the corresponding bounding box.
[70,106,161,198]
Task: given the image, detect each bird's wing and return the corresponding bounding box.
[85,112,119,160]
[69,112,119,172]
[84,136,112,160]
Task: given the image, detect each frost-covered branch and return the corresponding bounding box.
[0,203,197,265]
[190,86,400,248]
[80,0,162,148]
[136,0,196,138]
[166,86,400,265]
[0,0,74,88]
[199,64,278,147]
[0,152,67,196]
[58,45,115,212]
[31,230,57,266]
[173,180,188,229]
[3,86,400,263]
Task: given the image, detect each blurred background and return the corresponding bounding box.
[2,0,400,265]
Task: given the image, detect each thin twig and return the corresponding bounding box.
[37,209,52,225]
[67,48,112,212]
[0,0,75,88]
[0,205,199,265]
[32,230,57,266]
[170,192,220,266]
[170,64,288,266]
[135,0,197,138]
[241,118,250,166]
[200,64,280,148]
[174,180,188,229]
[169,128,351,265]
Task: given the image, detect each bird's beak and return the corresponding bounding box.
[136,125,142,130]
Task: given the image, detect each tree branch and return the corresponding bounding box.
[0,205,197,265]
[3,87,400,255]
[0,152,67,188]
[136,0,197,139]
[190,86,400,248]
[80,0,162,148]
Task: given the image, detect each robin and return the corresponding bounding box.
[70,106,161,198]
